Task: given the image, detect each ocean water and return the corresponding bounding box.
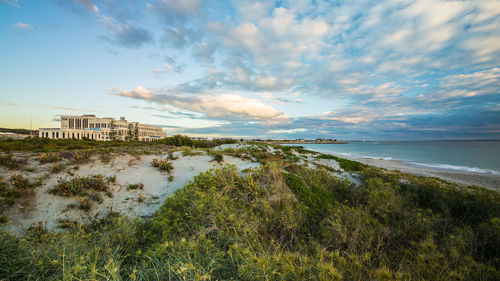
[285,141,500,175]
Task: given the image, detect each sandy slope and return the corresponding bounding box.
[0,151,259,234]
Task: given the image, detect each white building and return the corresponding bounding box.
[39,115,166,142]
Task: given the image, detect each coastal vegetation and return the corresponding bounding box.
[0,134,236,153]
[0,137,498,280]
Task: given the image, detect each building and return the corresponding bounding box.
[39,115,166,142]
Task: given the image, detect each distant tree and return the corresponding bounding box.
[134,124,139,141]
[126,124,134,141]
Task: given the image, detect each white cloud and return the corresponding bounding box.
[110,87,288,123]
[12,22,34,30]
[75,0,99,14]
[268,128,307,134]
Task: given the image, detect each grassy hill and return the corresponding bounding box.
[0,143,499,280]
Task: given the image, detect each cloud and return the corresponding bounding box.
[192,42,215,62]
[98,16,153,48]
[268,128,306,134]
[12,22,34,30]
[75,0,99,14]
[147,0,201,24]
[110,86,288,122]
[148,0,203,48]
[53,106,104,112]
[1,0,19,7]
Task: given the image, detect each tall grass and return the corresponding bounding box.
[0,150,499,280]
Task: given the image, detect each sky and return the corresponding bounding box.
[0,0,499,140]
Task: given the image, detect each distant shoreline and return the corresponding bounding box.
[266,141,348,144]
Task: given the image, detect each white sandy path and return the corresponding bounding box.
[1,152,259,234]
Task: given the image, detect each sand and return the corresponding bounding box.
[0,151,259,234]
[346,157,500,190]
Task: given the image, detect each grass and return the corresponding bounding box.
[49,174,109,197]
[0,135,237,153]
[0,174,42,223]
[127,183,144,190]
[316,153,367,172]
[0,144,499,280]
[212,153,224,163]
[38,152,61,164]
[0,154,26,169]
[50,163,66,173]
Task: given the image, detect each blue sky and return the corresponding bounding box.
[0,0,499,140]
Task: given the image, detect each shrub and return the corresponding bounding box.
[151,158,174,173]
[38,152,61,164]
[9,174,41,189]
[181,149,205,157]
[127,183,144,190]
[49,175,108,196]
[0,154,25,169]
[167,152,178,160]
[72,151,91,163]
[316,154,367,172]
[78,198,92,212]
[50,163,66,174]
[105,175,117,183]
[212,153,224,164]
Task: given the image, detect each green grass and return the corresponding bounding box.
[0,135,237,153]
[127,183,144,190]
[0,145,499,280]
[1,174,42,223]
[49,175,109,196]
[316,153,367,171]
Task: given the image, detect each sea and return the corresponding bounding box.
[284,141,500,176]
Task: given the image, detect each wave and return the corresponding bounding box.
[407,162,500,176]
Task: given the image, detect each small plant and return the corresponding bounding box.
[0,154,25,169]
[50,163,66,173]
[23,167,36,172]
[137,194,145,202]
[27,220,47,237]
[73,166,79,170]
[57,218,77,229]
[212,153,224,164]
[89,192,103,203]
[106,175,117,183]
[72,151,91,163]
[78,197,92,212]
[9,174,41,189]
[49,175,108,196]
[168,174,174,182]
[38,152,61,164]
[167,152,178,160]
[127,183,144,190]
[151,158,174,173]
[99,150,112,164]
[181,149,205,157]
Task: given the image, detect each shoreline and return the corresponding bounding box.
[342,155,500,190]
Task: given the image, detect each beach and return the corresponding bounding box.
[351,157,500,190]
